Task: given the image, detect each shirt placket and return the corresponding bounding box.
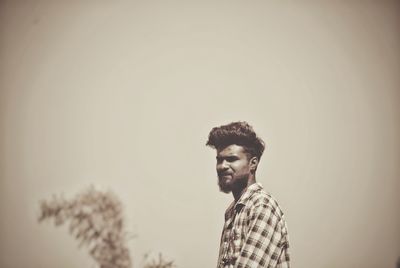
[220,209,236,267]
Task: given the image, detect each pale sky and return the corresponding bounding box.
[1,1,399,268]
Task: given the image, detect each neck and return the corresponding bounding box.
[232,174,256,202]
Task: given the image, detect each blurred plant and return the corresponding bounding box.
[38,185,132,268]
[143,253,175,268]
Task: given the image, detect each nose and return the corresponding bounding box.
[217,160,229,172]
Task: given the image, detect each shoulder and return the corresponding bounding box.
[246,187,286,220]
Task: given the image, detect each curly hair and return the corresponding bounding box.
[206,121,265,160]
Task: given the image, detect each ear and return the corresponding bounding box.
[249,157,259,172]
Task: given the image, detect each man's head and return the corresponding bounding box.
[206,121,265,194]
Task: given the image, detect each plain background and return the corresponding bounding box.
[1,1,399,268]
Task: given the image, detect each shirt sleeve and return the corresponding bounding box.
[234,204,290,268]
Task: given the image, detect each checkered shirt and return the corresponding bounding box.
[217,183,290,268]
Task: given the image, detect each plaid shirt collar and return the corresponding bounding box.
[224,182,263,221]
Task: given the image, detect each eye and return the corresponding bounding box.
[216,156,239,164]
[226,156,238,162]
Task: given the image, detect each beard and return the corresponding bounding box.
[218,174,249,194]
[218,180,232,193]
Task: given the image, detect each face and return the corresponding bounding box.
[216,144,253,194]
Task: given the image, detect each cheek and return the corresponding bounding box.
[234,163,251,173]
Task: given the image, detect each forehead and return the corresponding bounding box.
[216,144,247,156]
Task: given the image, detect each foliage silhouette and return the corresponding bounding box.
[38,186,177,268]
[38,186,132,268]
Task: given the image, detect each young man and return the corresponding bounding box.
[206,121,290,268]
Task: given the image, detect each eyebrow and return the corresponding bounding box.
[216,155,238,161]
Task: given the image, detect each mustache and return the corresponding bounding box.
[218,172,233,177]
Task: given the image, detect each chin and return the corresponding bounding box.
[218,183,232,194]
[220,188,231,194]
